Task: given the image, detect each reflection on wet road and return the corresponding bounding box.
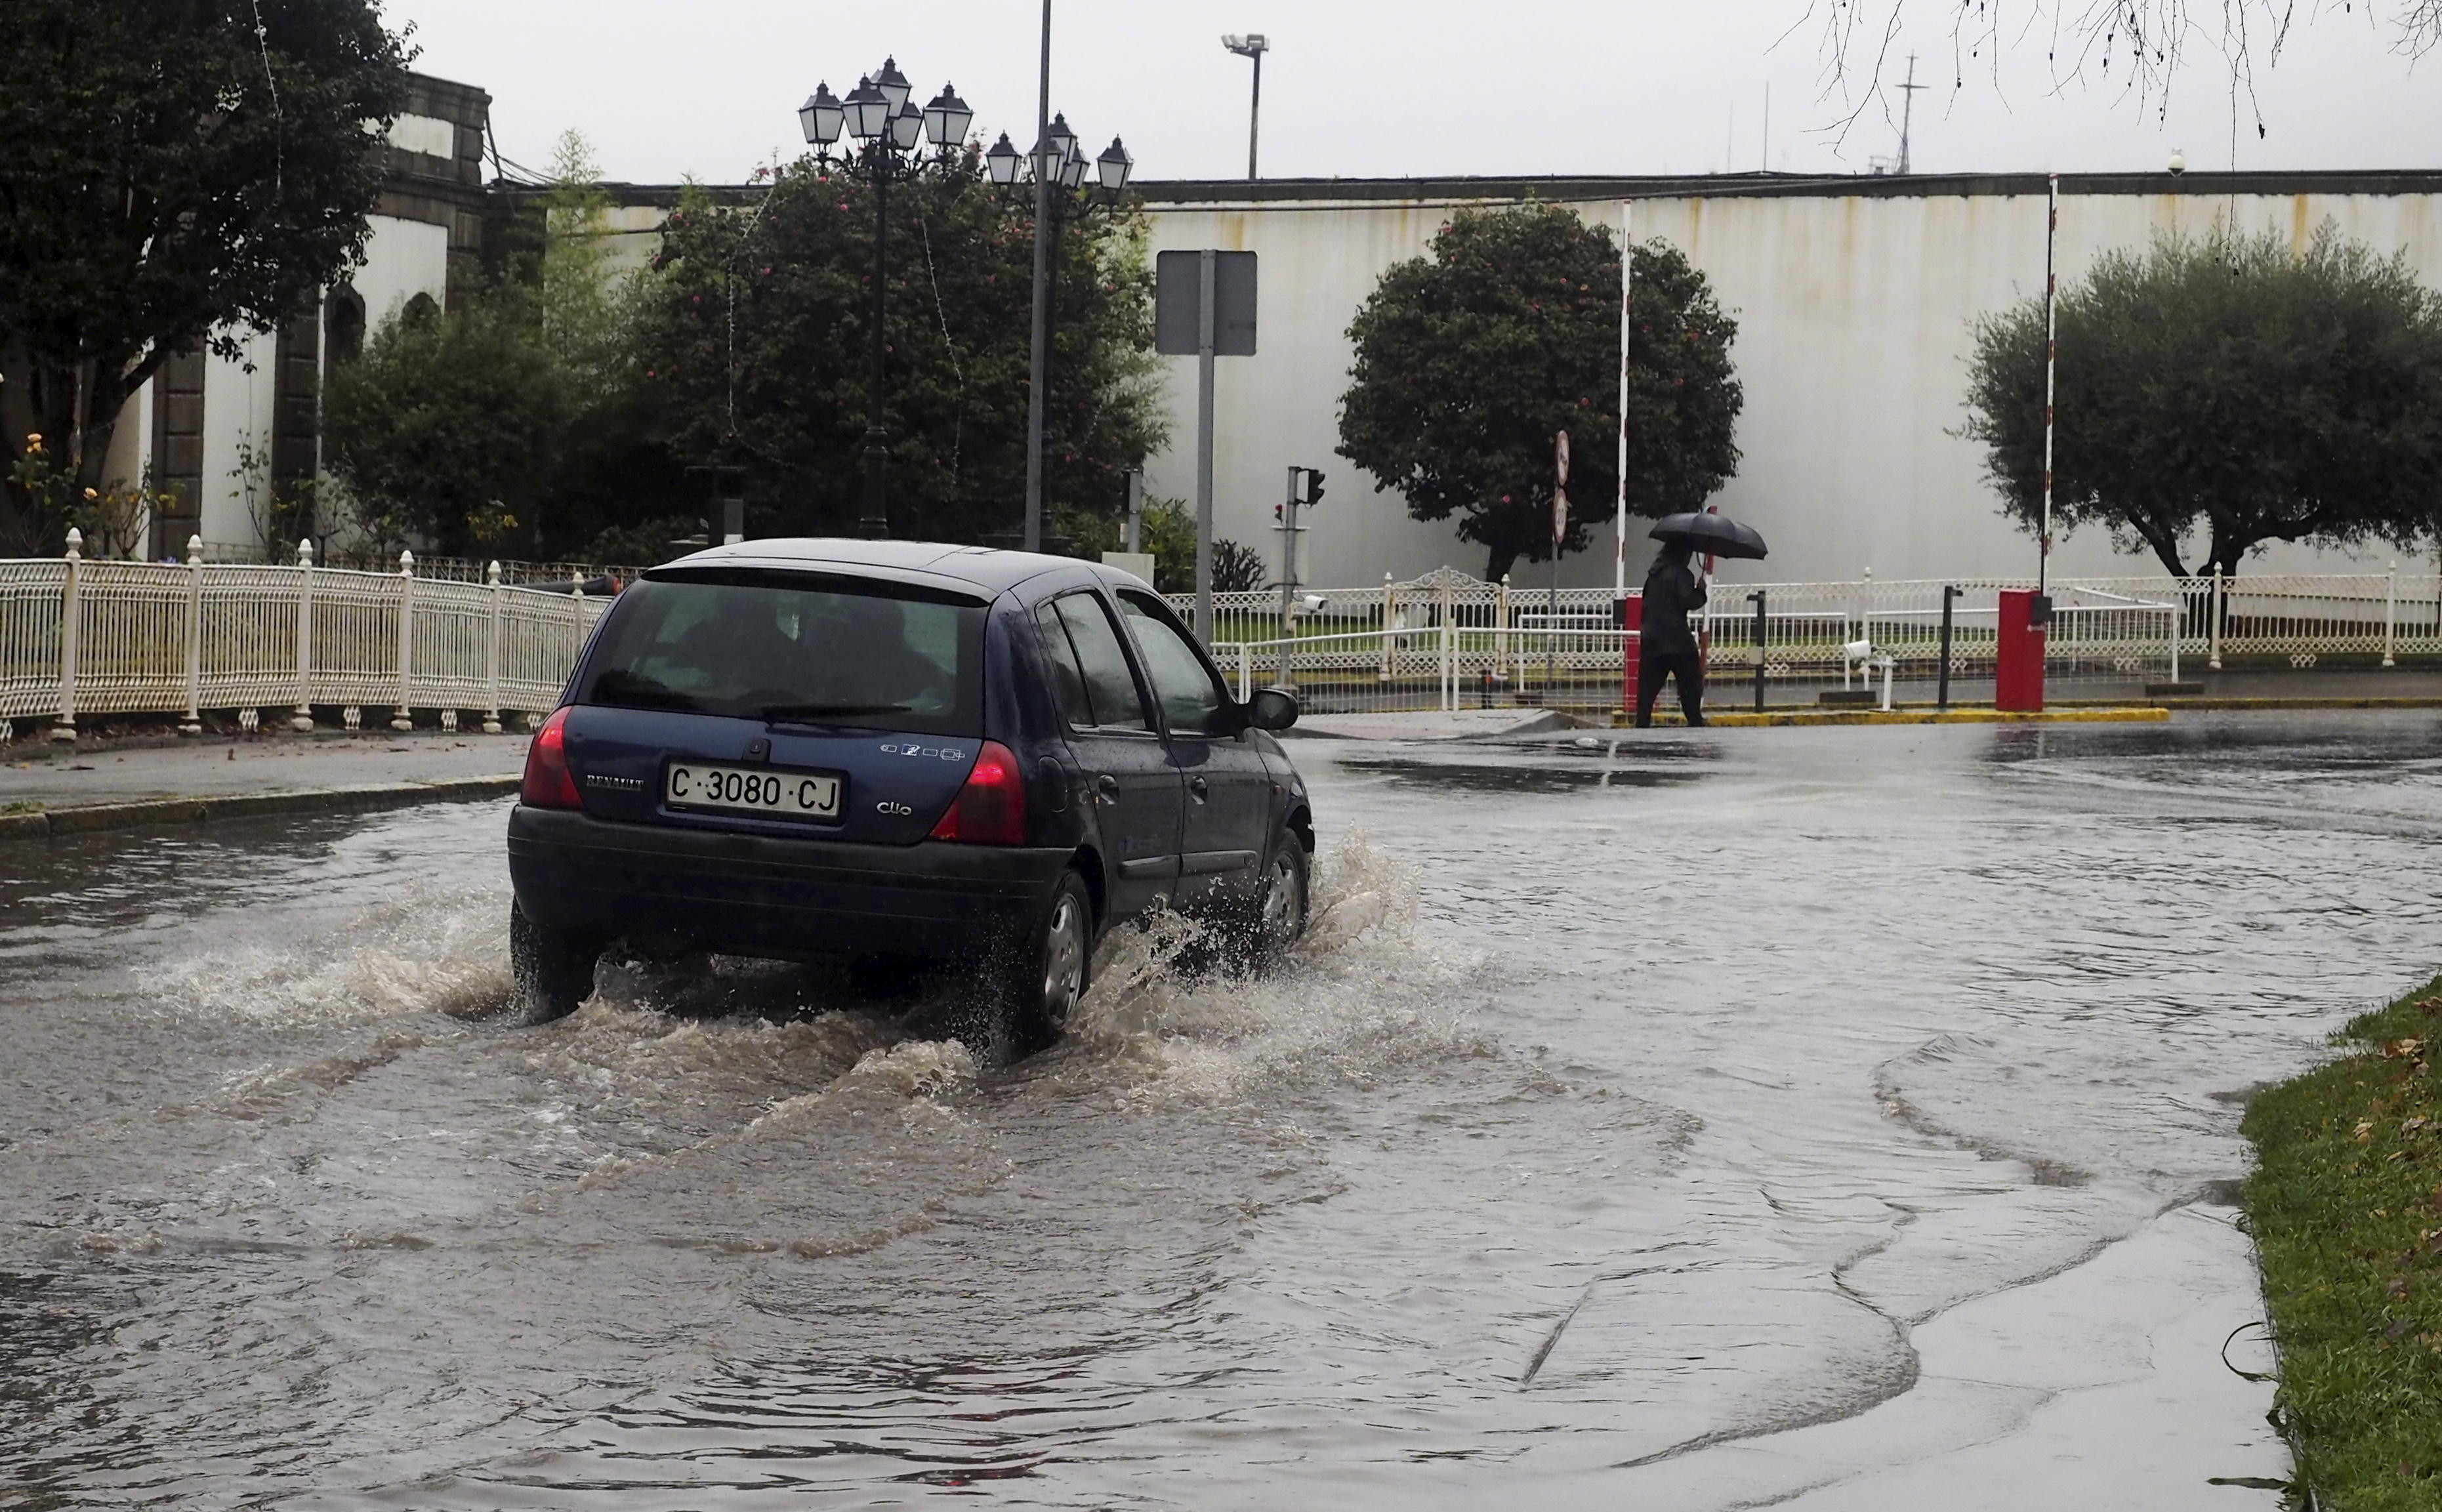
[5,712,2436,1509]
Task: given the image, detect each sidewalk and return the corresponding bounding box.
[1,729,524,841]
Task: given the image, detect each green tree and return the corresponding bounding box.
[631,152,1164,546]
[1337,203,1743,582]
[0,0,408,552]
[1962,222,2442,578]
[321,300,570,557]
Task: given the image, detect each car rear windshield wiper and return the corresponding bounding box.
[759,702,914,723]
[590,670,713,712]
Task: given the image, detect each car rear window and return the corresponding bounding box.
[577,575,985,735]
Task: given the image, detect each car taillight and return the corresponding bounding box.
[521,706,581,809]
[928,740,1025,845]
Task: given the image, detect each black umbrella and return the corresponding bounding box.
[1649,511,1768,561]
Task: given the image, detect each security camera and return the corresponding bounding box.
[1298,594,1327,615]
[2168,148,2187,176]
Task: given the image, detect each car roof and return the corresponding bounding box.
[648,538,1151,597]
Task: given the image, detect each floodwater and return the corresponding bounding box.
[6,712,2439,1509]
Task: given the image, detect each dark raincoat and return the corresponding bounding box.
[1640,550,1708,659]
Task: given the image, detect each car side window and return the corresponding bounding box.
[1033,601,1097,729]
[1118,591,1230,736]
[1051,593,1151,731]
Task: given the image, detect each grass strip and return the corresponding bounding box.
[2243,977,2442,1508]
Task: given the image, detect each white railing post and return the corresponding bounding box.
[2384,562,2397,668]
[1496,573,1512,681]
[1235,642,1251,702]
[1378,571,1394,683]
[2168,598,2180,684]
[1439,575,1456,710]
[392,548,416,731]
[483,560,505,733]
[51,528,81,743]
[2208,566,2224,671]
[291,537,316,731]
[180,535,204,736]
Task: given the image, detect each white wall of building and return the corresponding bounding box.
[196,326,279,551]
[178,213,450,553]
[351,213,452,330]
[1138,185,2442,590]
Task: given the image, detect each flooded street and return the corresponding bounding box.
[7,712,2440,1509]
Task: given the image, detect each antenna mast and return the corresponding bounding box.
[1897,53,1926,174]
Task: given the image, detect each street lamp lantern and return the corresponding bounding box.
[922,85,973,150]
[843,76,889,141]
[1096,136,1133,190]
[985,131,1022,184]
[1046,111,1077,163]
[799,81,844,148]
[1029,129,1064,184]
[798,58,1003,541]
[1059,144,1088,189]
[874,56,913,113]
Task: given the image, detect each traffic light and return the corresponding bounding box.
[1302,468,1325,506]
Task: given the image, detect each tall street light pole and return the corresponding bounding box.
[1024,0,1054,552]
[1222,34,1267,180]
[800,62,970,539]
[997,104,1130,555]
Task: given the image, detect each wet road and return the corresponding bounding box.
[6,712,2437,1509]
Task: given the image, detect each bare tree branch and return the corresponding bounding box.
[1798,0,2418,151]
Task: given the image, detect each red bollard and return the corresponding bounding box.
[1996,588,2046,712]
[1617,594,1644,716]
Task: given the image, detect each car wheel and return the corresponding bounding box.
[1251,833,1311,967]
[973,870,1094,1063]
[510,899,600,1022]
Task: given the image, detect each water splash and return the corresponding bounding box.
[1060,828,1493,1103]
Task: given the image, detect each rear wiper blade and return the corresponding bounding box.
[760,702,913,722]
[590,672,711,712]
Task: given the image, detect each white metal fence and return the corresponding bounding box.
[2,533,608,739]
[1169,567,2442,714]
[9,545,2434,733]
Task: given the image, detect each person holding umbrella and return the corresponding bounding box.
[1636,511,1768,727]
[1637,541,1708,727]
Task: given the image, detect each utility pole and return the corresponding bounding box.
[1897,52,1926,174]
[1223,35,1268,179]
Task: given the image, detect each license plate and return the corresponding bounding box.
[664,762,843,821]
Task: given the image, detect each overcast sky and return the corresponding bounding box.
[390,0,2439,185]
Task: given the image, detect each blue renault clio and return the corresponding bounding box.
[505,539,1311,1056]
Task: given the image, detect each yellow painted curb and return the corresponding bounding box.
[1622,706,2172,728]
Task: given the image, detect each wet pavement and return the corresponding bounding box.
[1,733,523,810]
[6,710,2439,1509]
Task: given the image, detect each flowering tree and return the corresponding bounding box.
[0,0,406,552]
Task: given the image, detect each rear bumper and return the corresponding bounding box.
[506,804,1071,960]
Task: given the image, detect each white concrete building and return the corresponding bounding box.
[1133,170,2442,589]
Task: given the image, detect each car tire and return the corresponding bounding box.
[971,870,1094,1063]
[510,899,600,1022]
[1249,831,1311,968]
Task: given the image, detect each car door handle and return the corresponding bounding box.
[1094,773,1121,802]
[1188,775,1209,801]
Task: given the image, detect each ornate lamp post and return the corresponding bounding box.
[798,60,972,539]
[983,115,1134,550]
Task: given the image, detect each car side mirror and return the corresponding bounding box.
[1243,687,1299,732]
